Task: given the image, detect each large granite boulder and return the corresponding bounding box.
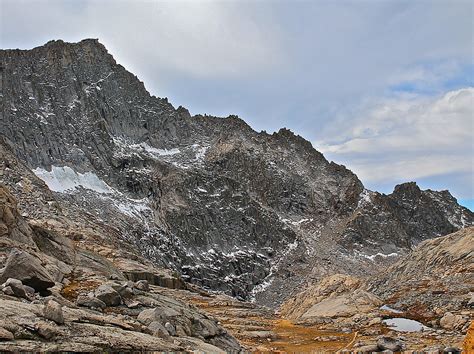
[94,284,121,307]
[43,300,64,325]
[1,278,28,299]
[76,295,107,310]
[0,249,54,295]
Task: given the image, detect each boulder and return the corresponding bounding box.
[95,284,121,306]
[241,330,275,339]
[23,285,36,297]
[2,278,27,299]
[76,295,107,310]
[135,280,149,292]
[0,327,14,341]
[165,322,176,336]
[137,307,180,326]
[1,287,14,296]
[440,312,464,330]
[148,321,169,337]
[194,318,220,338]
[36,322,61,339]
[137,308,157,325]
[117,285,134,299]
[126,301,141,309]
[0,249,55,295]
[43,300,64,324]
[377,336,404,351]
[356,344,380,352]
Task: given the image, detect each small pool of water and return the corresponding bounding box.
[380,304,403,313]
[382,318,430,332]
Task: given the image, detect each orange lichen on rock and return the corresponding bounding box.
[61,278,100,301]
[463,320,474,353]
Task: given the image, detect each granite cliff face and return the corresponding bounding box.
[1,39,472,307]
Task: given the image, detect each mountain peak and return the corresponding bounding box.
[0,38,472,310]
[392,181,421,196]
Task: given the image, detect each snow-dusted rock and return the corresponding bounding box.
[1,39,472,307]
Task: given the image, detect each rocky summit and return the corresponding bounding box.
[0,39,473,352]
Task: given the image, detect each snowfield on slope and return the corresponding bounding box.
[33,166,113,194]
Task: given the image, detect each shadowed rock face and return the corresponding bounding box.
[1,39,472,305]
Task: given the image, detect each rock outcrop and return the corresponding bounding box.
[0,184,241,351]
[368,227,474,319]
[0,185,36,246]
[43,300,64,325]
[280,228,473,350]
[280,274,381,321]
[0,249,55,294]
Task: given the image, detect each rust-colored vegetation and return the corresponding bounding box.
[61,277,100,301]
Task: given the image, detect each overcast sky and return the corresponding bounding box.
[1,0,473,209]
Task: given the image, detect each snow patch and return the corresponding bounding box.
[193,145,208,160]
[250,278,274,299]
[116,199,151,219]
[357,189,374,208]
[291,218,313,226]
[131,142,181,157]
[358,251,399,261]
[112,136,211,170]
[33,166,113,194]
[250,238,298,302]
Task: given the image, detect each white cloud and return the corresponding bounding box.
[316,88,474,196]
[82,1,281,79]
[1,1,282,80]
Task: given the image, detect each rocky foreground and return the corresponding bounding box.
[1,183,472,352]
[0,184,241,351]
